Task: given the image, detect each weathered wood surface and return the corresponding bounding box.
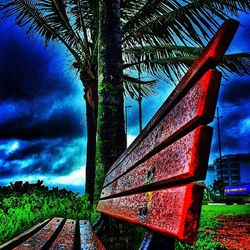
[104,69,221,187]
[50,219,76,249]
[108,19,239,175]
[0,219,50,250]
[101,125,212,199]
[98,183,204,244]
[13,218,64,250]
[79,220,106,250]
[1,218,105,250]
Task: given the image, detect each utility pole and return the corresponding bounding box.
[215,107,225,196]
[138,66,142,133]
[125,105,132,146]
[138,60,142,132]
[216,107,223,180]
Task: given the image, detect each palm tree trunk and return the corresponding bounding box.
[95,1,128,248]
[80,74,98,207]
[95,0,126,202]
[85,100,97,206]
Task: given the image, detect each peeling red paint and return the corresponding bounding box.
[98,184,203,244]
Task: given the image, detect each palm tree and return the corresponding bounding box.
[0,0,154,206]
[1,0,250,205]
[0,0,100,206]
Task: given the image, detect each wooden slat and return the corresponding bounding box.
[104,69,221,187]
[108,19,239,175]
[0,219,50,250]
[49,219,76,250]
[79,220,106,250]
[101,125,212,199]
[98,183,204,244]
[13,218,64,250]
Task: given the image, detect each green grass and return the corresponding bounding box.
[202,204,250,216]
[1,181,249,249]
[176,204,250,250]
[0,181,91,244]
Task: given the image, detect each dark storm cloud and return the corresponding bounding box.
[210,86,250,162]
[7,142,45,160]
[1,137,85,177]
[220,77,250,104]
[0,22,85,140]
[0,102,84,139]
[0,31,74,101]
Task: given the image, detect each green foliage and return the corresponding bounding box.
[212,179,225,196]
[0,180,91,244]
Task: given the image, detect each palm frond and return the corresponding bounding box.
[123,45,250,84]
[38,0,82,48]
[121,0,151,25]
[220,53,250,77]
[0,0,80,61]
[122,0,250,48]
[123,74,157,99]
[123,45,202,67]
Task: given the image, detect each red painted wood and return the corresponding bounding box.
[108,19,238,175]
[14,218,63,250]
[104,69,220,187]
[98,183,204,244]
[101,125,212,199]
[50,219,76,249]
[80,220,106,250]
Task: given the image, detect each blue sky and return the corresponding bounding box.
[0,12,250,194]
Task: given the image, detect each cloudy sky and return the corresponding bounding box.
[0,13,250,194]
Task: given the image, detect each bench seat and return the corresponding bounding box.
[0,218,105,250]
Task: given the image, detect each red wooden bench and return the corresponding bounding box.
[0,19,239,250]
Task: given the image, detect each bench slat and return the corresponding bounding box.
[101,125,212,199]
[104,69,220,187]
[79,220,106,250]
[98,183,203,244]
[13,217,64,250]
[50,219,76,249]
[108,19,239,175]
[0,219,50,250]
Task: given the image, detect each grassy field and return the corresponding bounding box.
[1,181,249,249]
[176,204,250,250]
[202,204,250,216]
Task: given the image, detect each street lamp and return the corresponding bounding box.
[214,107,224,187]
[137,57,142,133]
[125,105,132,145]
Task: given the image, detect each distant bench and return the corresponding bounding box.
[0,19,239,250]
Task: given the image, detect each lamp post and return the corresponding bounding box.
[216,107,223,180]
[125,105,132,146]
[137,57,142,133]
[214,107,224,195]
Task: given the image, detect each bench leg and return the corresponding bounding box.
[139,232,175,250]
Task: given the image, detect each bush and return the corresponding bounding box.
[0,180,91,244]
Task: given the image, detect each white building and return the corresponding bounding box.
[205,153,250,186]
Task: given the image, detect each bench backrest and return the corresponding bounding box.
[97,19,239,244]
